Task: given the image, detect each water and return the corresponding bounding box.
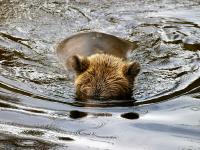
[0,0,200,149]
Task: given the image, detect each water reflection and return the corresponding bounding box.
[58,136,74,141]
[21,130,44,136]
[0,134,64,150]
[134,123,200,138]
[0,0,200,149]
[69,110,88,119]
[121,112,139,120]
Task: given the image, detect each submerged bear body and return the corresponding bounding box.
[56,32,140,100]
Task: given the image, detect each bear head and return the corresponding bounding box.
[66,54,140,100]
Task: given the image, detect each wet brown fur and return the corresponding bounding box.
[74,54,140,100]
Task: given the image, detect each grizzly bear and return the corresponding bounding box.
[56,32,140,100]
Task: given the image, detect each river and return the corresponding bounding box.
[0,0,200,149]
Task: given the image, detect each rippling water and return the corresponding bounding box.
[0,0,200,149]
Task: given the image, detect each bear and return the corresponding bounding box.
[56,32,140,100]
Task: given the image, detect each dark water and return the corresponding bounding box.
[0,0,200,149]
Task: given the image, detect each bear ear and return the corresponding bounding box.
[66,55,90,74]
[123,61,141,78]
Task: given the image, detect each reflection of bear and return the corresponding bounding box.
[56,32,140,100]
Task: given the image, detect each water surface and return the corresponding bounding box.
[0,0,200,149]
